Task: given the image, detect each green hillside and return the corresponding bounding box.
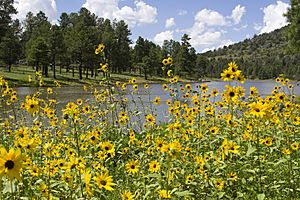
[202,26,300,80]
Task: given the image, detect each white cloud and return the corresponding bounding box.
[233,24,248,31]
[153,30,173,46]
[260,1,289,34]
[231,5,246,24]
[82,0,157,28]
[183,8,226,50]
[201,47,215,53]
[200,39,234,53]
[14,0,57,23]
[181,5,247,51]
[217,39,234,48]
[190,31,222,48]
[253,23,262,31]
[189,22,205,38]
[165,18,175,29]
[194,9,226,26]
[178,10,187,16]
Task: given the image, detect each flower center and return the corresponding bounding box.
[5,160,14,170]
[100,180,107,186]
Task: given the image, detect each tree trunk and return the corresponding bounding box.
[53,63,56,79]
[52,54,56,79]
[72,67,75,77]
[95,67,98,78]
[79,63,83,80]
[35,62,39,72]
[8,64,11,72]
[85,66,88,79]
[46,66,48,77]
[91,66,94,77]
[44,65,48,77]
[59,65,62,74]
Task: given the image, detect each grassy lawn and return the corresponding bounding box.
[0,65,195,87]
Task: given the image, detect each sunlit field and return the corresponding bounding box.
[0,45,299,200]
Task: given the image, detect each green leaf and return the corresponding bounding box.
[237,192,244,197]
[270,185,281,189]
[218,192,225,198]
[245,169,256,174]
[143,190,151,200]
[146,183,159,189]
[246,144,256,156]
[257,193,265,200]
[174,190,194,197]
[143,174,161,179]
[274,158,287,166]
[3,181,15,194]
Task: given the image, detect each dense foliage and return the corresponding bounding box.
[0,0,299,82]
[285,0,300,53]
[203,27,300,80]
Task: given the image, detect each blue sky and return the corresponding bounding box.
[14,0,290,52]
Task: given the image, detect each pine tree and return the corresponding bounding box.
[285,0,300,53]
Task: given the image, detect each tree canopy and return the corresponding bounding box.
[285,0,300,53]
[0,0,299,81]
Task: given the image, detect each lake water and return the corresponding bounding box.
[12,80,299,126]
[15,80,300,102]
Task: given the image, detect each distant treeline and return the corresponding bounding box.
[202,27,300,80]
[0,0,299,80]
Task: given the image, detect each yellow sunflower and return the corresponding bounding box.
[121,191,135,200]
[146,114,155,125]
[94,172,116,191]
[214,179,225,190]
[0,148,23,180]
[248,101,268,118]
[25,97,39,115]
[153,96,161,105]
[148,160,160,173]
[159,189,171,199]
[95,43,105,54]
[221,68,234,81]
[125,160,140,174]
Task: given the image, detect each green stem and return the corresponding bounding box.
[255,120,262,193]
[73,119,84,198]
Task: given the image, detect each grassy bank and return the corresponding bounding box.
[0,65,197,87]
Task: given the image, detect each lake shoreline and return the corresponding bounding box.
[2,66,299,87]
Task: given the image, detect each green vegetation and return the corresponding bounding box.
[0,65,194,87]
[202,27,300,80]
[285,0,300,53]
[0,0,299,86]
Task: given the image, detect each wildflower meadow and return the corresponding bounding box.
[0,44,299,200]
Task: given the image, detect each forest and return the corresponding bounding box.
[0,0,299,82]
